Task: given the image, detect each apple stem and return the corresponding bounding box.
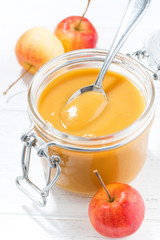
[3,65,32,95]
[93,170,113,202]
[76,0,91,30]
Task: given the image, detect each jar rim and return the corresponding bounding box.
[28,49,155,150]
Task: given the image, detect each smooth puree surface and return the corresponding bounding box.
[38,68,145,137]
[61,91,107,132]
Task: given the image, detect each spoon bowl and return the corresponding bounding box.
[67,84,107,104]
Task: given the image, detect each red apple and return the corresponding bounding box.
[54,16,98,52]
[89,175,145,238]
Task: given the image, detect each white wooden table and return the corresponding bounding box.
[0,0,160,239]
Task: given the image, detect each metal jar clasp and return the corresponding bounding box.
[16,124,61,207]
[127,49,160,81]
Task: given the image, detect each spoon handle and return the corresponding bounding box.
[95,0,150,88]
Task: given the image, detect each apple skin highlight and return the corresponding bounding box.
[54,16,98,52]
[89,183,145,238]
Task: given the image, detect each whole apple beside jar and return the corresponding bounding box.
[89,170,145,238]
[15,27,65,75]
[54,16,98,52]
[54,0,97,52]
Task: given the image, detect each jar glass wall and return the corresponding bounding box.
[28,49,155,195]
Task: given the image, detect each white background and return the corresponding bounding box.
[0,0,160,239]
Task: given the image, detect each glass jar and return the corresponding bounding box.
[16,49,156,206]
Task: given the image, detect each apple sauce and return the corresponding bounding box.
[38,68,145,137]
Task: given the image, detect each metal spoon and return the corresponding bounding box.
[67,0,150,104]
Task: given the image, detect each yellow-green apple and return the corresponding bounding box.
[3,27,65,95]
[15,26,64,74]
[89,171,145,238]
[54,16,98,52]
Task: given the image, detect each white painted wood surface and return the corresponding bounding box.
[0,0,160,239]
